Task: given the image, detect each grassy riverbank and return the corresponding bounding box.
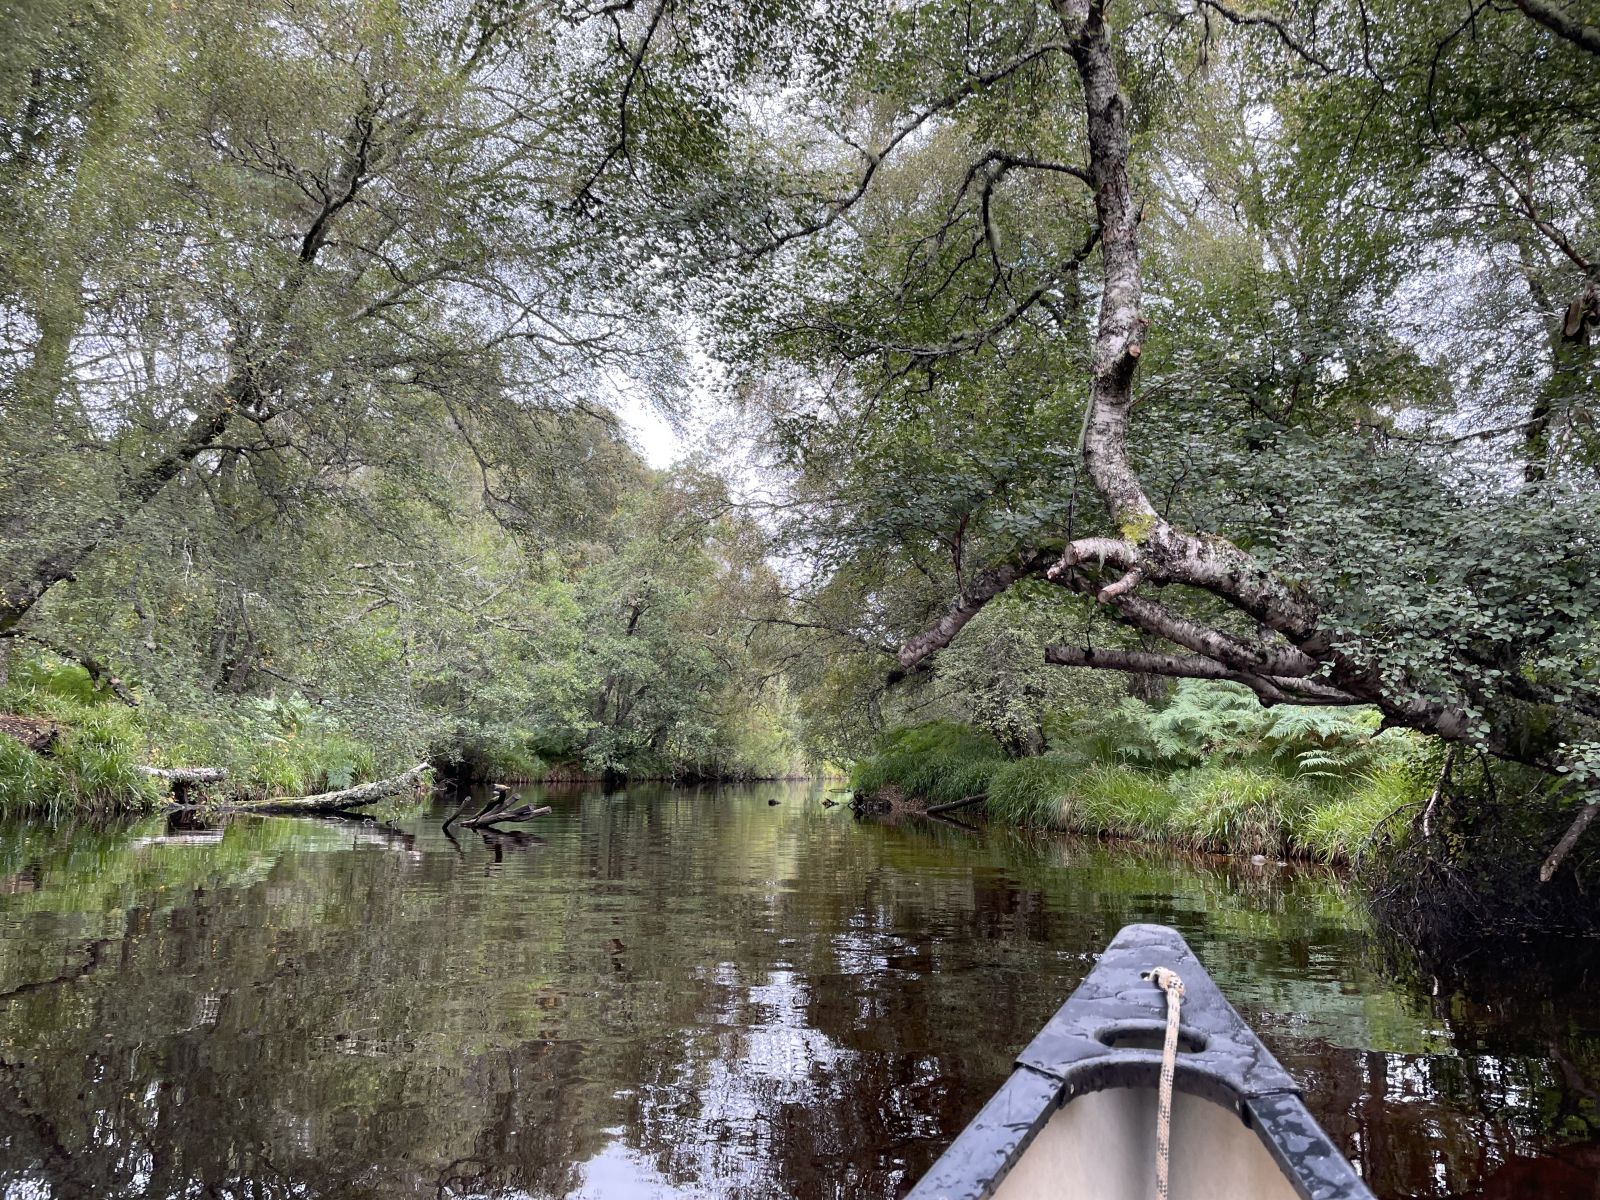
[0,663,400,815]
[0,653,815,814]
[852,683,1435,864]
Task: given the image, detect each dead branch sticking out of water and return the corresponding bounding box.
[924,793,986,816]
[448,783,552,829]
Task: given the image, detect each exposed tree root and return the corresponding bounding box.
[0,715,63,754]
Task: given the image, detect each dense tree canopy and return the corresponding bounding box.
[0,0,813,785]
[613,0,1599,867]
[1,0,1597,870]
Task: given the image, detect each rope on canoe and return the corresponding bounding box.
[1148,966,1185,1200]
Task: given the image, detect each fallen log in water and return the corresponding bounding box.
[237,762,432,814]
[924,793,986,816]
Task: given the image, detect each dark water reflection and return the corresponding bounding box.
[0,782,1595,1199]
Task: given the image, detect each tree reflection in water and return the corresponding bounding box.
[0,786,1594,1199]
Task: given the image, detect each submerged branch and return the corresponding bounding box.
[924,793,987,816]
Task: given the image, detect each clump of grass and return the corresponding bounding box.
[1172,766,1310,856]
[0,693,159,815]
[1071,764,1182,841]
[987,756,1077,827]
[486,744,548,783]
[0,733,62,815]
[1296,759,1424,864]
[981,759,1186,838]
[52,705,160,810]
[851,722,1005,806]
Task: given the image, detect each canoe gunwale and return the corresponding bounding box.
[903,924,1376,1200]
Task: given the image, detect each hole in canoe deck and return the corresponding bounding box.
[1095,1022,1208,1053]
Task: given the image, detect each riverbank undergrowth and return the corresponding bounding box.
[851,682,1430,864]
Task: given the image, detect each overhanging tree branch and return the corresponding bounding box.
[1512,0,1600,56]
[735,40,1075,261]
[893,548,1055,675]
[1046,567,1319,677]
[0,74,440,636]
[1042,644,1358,706]
[1194,0,1336,72]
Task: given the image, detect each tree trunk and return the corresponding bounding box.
[233,763,432,814]
[886,2,1598,872]
[141,766,230,806]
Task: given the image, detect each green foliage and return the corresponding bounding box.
[0,678,158,815]
[1172,767,1313,857]
[2,458,810,806]
[1049,681,1402,784]
[1148,684,1273,766]
[695,0,1599,900]
[851,722,1004,806]
[1047,698,1171,768]
[1,0,1593,936]
[859,684,1433,861]
[443,725,549,784]
[0,0,821,805]
[927,597,1123,755]
[143,695,383,801]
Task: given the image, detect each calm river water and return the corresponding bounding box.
[0,781,1596,1199]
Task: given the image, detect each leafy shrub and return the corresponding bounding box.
[1145,685,1261,765]
[875,721,1005,760]
[147,693,385,799]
